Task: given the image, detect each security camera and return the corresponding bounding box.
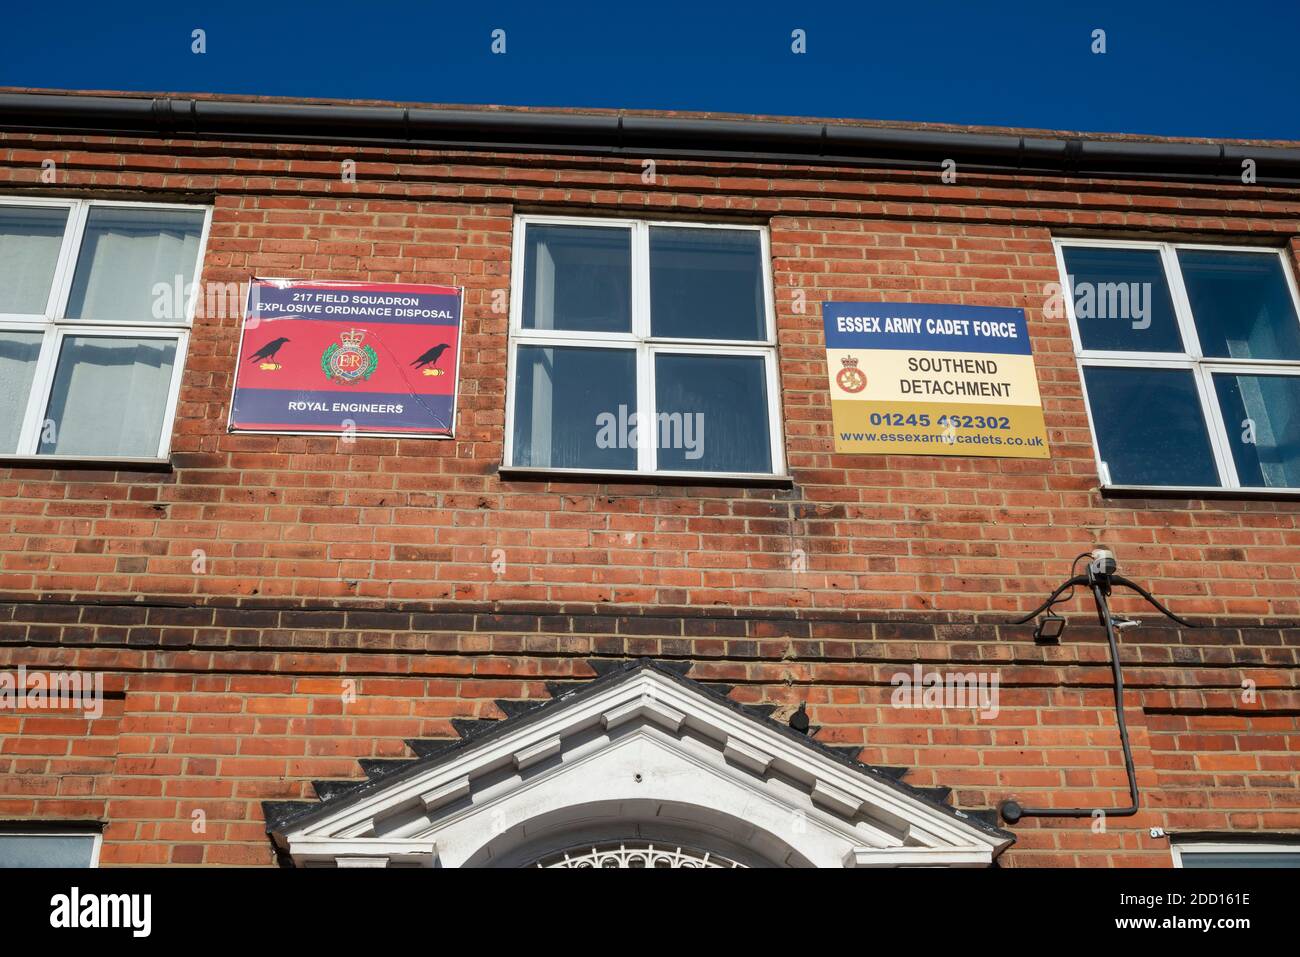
[1088,547,1117,579]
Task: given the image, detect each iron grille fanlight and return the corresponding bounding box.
[532,842,746,868]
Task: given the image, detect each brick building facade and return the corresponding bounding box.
[1,90,1298,867]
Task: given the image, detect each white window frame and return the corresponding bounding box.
[0,195,212,464]
[1171,841,1300,867]
[504,214,786,480]
[1053,237,1300,494]
[0,828,102,867]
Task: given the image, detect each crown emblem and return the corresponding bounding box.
[322,328,378,384]
[840,355,859,368]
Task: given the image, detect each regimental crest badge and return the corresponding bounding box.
[836,354,867,393]
[321,328,378,384]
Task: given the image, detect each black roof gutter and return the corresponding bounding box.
[3,92,1300,185]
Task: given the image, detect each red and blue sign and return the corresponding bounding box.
[228,279,463,437]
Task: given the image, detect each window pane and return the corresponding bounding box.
[512,345,636,469]
[655,353,771,473]
[40,336,177,457]
[1181,851,1300,868]
[0,206,68,314]
[0,331,44,453]
[65,207,205,323]
[1178,250,1300,360]
[521,224,631,333]
[1082,366,1219,487]
[1214,373,1300,488]
[1061,247,1183,352]
[650,227,766,341]
[0,833,97,868]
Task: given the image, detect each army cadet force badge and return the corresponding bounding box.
[836,354,866,393]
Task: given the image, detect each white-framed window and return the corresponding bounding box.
[0,196,211,462]
[504,215,786,479]
[0,828,102,868]
[1054,238,1300,493]
[1172,840,1300,868]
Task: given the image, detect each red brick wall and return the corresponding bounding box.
[1,135,1298,615]
[1,126,1298,866]
[5,616,1296,867]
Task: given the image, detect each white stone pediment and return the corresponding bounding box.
[271,661,1012,868]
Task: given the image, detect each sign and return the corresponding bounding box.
[823,302,1049,458]
[229,279,463,437]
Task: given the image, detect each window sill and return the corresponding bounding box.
[1101,484,1300,502]
[497,466,794,489]
[0,455,173,472]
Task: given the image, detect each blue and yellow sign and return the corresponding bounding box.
[823,302,1050,458]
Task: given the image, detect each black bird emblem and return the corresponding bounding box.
[411,343,450,369]
[247,337,290,363]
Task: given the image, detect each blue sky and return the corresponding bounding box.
[2,1,1297,139]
